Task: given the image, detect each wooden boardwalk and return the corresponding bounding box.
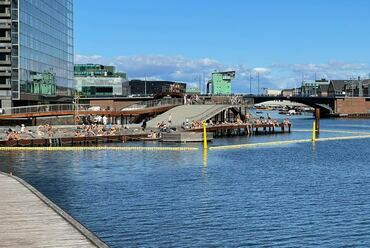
[187,123,291,136]
[0,173,108,248]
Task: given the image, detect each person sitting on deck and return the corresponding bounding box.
[45,124,53,138]
[20,124,26,133]
[6,130,20,141]
[75,130,84,137]
[37,125,45,137]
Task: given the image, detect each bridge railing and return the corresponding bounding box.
[0,104,91,115]
[121,98,184,111]
[194,96,248,105]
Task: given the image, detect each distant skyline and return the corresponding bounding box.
[74,0,370,92]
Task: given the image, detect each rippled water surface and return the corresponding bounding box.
[1,116,370,247]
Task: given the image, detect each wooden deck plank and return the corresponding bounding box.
[0,173,107,248]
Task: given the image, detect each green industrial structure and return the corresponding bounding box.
[207,71,235,95]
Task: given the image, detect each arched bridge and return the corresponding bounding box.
[247,96,336,115]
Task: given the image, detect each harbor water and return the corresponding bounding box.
[1,114,370,247]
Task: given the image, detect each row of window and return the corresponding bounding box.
[21,0,73,29]
[19,55,73,80]
[20,12,73,45]
[20,34,73,61]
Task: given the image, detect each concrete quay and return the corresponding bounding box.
[0,172,109,248]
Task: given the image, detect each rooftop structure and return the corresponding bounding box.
[74,64,127,78]
[74,64,127,97]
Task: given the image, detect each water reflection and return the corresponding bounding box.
[202,149,208,177]
[1,117,370,247]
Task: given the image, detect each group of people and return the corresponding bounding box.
[181,119,203,130]
[75,124,121,137]
[2,122,126,141]
[155,121,174,133]
[5,129,21,141]
[37,124,53,138]
[80,114,109,126]
[181,113,291,130]
[4,123,49,141]
[147,130,160,139]
[183,94,203,105]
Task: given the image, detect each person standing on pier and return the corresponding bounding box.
[168,113,172,125]
[102,115,108,126]
[142,119,147,131]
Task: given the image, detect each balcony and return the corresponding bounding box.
[0,47,11,53]
[0,12,10,18]
[0,72,10,77]
[0,35,10,41]
[0,83,11,89]
[0,0,10,6]
[0,60,11,65]
[0,67,11,76]
[0,1,11,5]
[0,20,10,29]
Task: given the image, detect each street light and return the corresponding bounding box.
[257,72,260,95]
[249,71,253,95]
[74,92,80,125]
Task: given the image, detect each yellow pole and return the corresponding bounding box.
[312,120,316,142]
[202,148,208,177]
[202,121,208,149]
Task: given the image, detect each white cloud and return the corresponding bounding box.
[75,54,105,64]
[253,67,270,74]
[75,54,370,92]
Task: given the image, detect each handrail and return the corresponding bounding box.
[0,104,91,115]
[121,98,183,111]
[185,105,235,122]
[185,105,222,120]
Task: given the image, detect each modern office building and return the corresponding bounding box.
[123,80,186,96]
[0,0,74,108]
[74,64,128,97]
[207,71,235,95]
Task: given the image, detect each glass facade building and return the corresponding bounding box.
[74,64,128,97]
[0,0,73,108]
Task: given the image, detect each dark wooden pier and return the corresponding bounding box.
[0,134,147,147]
[187,123,291,137]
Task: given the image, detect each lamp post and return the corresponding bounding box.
[74,92,80,125]
[257,72,260,95]
[249,71,253,95]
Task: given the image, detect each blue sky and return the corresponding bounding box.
[74,0,370,92]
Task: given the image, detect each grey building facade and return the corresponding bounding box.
[0,0,74,108]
